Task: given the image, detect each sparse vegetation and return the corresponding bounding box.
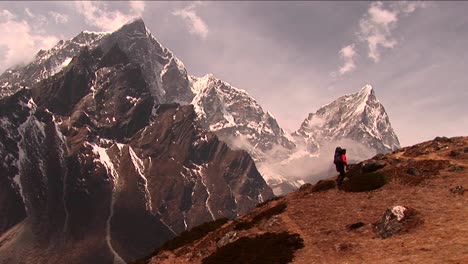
[235,203,287,230]
[202,232,304,264]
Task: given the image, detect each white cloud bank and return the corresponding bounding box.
[335,1,426,76]
[74,1,145,32]
[172,1,209,39]
[0,9,59,72]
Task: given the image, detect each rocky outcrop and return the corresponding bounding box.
[374,206,422,239]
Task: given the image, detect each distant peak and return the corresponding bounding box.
[116,17,147,34]
[360,84,374,94]
[203,73,217,79]
[125,17,145,27]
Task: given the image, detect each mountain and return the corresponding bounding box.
[254,85,401,195]
[0,18,298,195]
[0,18,193,106]
[0,19,273,264]
[0,16,402,198]
[190,74,295,159]
[189,74,302,193]
[294,85,400,155]
[140,136,468,264]
[0,31,108,99]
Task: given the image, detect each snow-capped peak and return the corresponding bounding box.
[360,84,373,95]
[295,84,400,154]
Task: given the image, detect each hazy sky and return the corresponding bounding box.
[0,1,467,147]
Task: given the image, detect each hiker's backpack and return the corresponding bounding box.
[334,147,343,165]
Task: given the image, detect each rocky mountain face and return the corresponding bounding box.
[0,18,193,106]
[294,85,400,155]
[189,74,305,196]
[0,19,273,264]
[190,74,295,159]
[142,136,468,264]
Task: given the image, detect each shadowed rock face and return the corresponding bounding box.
[0,20,273,264]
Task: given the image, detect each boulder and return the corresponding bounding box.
[361,160,387,173]
[217,231,239,248]
[406,167,420,176]
[374,206,422,239]
[311,180,336,192]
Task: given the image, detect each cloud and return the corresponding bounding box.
[0,9,59,73]
[333,1,426,76]
[74,1,145,32]
[23,8,48,33]
[173,2,209,39]
[49,11,69,24]
[338,44,357,75]
[358,2,399,62]
[392,1,427,15]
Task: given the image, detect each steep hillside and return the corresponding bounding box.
[140,136,468,264]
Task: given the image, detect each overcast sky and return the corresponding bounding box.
[0,1,467,147]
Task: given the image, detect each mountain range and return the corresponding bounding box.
[1,18,400,263]
[0,19,273,264]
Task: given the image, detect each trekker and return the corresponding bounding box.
[334,147,349,188]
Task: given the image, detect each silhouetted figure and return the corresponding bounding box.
[334,147,349,189]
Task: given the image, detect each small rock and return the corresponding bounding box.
[450,185,465,195]
[464,147,468,153]
[434,136,452,143]
[361,160,387,173]
[299,183,312,191]
[449,165,465,172]
[406,167,420,176]
[267,216,280,228]
[347,222,365,231]
[449,150,461,157]
[373,153,386,160]
[217,231,238,248]
[311,180,335,192]
[335,242,354,252]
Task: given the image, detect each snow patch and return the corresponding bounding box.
[194,164,215,221]
[89,143,125,264]
[128,146,153,213]
[391,206,408,221]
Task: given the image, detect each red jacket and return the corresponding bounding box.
[341,154,347,165]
